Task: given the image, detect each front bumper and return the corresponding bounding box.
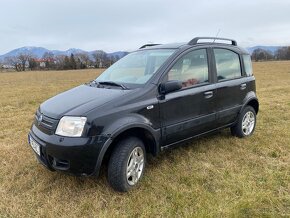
[28,124,110,176]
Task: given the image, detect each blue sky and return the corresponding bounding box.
[1,0,290,54]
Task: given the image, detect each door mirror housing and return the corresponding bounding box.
[159,80,182,94]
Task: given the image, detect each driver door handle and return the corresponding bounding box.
[204,91,213,99]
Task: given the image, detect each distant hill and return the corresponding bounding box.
[246,46,283,55]
[51,48,87,57]
[0,46,129,61]
[0,45,286,62]
[1,47,50,60]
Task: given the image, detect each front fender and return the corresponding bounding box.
[103,113,158,138]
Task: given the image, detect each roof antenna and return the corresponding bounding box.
[213,29,221,43]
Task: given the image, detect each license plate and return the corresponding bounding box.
[29,136,40,156]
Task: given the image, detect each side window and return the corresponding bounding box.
[214,49,241,81]
[243,54,253,76]
[167,49,209,88]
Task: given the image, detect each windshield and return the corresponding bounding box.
[95,49,176,86]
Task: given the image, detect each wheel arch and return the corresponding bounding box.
[241,91,259,115]
[108,125,160,156]
[92,124,160,177]
[246,98,259,114]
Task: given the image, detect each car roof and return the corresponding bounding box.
[139,37,250,55]
[144,43,186,49]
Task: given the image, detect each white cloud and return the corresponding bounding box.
[1,0,290,54]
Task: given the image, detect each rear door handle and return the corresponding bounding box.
[240,83,247,90]
[204,91,213,99]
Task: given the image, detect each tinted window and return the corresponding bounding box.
[167,49,209,88]
[243,54,253,76]
[214,49,241,81]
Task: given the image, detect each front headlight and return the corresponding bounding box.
[55,116,87,137]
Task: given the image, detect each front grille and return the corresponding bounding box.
[34,109,59,135]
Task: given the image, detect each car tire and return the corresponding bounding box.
[108,137,146,192]
[231,106,257,138]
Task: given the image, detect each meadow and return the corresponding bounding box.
[0,61,290,217]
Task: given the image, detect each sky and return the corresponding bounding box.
[1,0,290,54]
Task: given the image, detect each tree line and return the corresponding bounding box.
[251,46,290,61]
[1,51,123,71]
[2,46,290,71]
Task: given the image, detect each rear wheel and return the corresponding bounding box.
[108,137,146,192]
[231,106,256,138]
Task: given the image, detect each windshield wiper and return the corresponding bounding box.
[98,81,129,90]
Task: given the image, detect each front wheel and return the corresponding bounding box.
[231,106,257,138]
[108,137,146,192]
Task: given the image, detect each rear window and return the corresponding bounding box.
[243,55,253,76]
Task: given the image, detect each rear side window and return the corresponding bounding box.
[167,49,209,88]
[243,55,253,76]
[214,49,241,81]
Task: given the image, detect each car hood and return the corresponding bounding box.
[40,85,131,119]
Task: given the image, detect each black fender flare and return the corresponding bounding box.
[92,114,161,177]
[240,91,259,114]
[104,113,160,139]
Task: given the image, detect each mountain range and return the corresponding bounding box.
[0,46,129,61]
[0,45,285,62]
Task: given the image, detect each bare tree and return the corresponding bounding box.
[251,49,273,61]
[92,51,108,68]
[28,58,38,71]
[0,61,3,71]
[275,47,290,60]
[17,52,32,71]
[75,53,90,68]
[54,55,66,70]
[108,55,119,66]
[275,47,287,60]
[92,51,101,67]
[42,52,55,69]
[63,56,71,70]
[4,56,21,71]
[69,54,77,69]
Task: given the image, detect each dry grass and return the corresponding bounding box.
[0,62,290,217]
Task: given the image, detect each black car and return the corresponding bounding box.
[28,37,259,192]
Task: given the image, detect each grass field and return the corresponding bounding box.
[0,62,290,217]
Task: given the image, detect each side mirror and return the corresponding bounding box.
[159,80,182,95]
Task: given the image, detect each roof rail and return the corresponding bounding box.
[188,37,237,46]
[139,44,161,49]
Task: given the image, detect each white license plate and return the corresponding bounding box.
[29,136,40,156]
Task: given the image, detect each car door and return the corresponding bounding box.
[158,48,217,146]
[212,48,248,126]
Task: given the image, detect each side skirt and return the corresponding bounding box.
[160,122,235,151]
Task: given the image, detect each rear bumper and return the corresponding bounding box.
[28,124,110,176]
